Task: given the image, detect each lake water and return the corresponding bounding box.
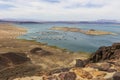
[16,23,120,53]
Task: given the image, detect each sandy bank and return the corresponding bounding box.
[50,27,116,35]
[0,23,27,39]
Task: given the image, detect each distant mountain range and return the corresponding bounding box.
[96,19,119,23]
[0,19,120,24]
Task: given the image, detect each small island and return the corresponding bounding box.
[50,26,116,35]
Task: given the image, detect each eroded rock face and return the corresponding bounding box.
[89,43,120,63]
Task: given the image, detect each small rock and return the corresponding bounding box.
[72,68,93,79]
[43,75,58,80]
[98,63,111,71]
[75,59,85,67]
[85,63,99,69]
[83,67,96,72]
[104,72,114,80]
[30,47,52,56]
[107,69,117,72]
[91,70,106,77]
[92,77,106,80]
[49,68,70,75]
[30,47,42,53]
[58,72,76,80]
[114,61,120,66]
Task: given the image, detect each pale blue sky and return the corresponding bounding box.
[0,0,119,21]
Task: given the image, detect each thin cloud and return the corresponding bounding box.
[42,0,60,3]
[0,0,119,21]
[0,4,14,10]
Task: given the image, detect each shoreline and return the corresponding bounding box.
[17,38,91,54]
[1,23,89,55]
[15,24,91,54]
[0,23,90,69]
[17,38,90,55]
[0,23,27,39]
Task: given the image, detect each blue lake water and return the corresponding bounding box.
[16,23,120,53]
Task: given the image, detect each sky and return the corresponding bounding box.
[0,0,120,21]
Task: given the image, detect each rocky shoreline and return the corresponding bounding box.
[50,27,116,35]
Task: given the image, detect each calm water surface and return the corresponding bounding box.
[16,23,120,53]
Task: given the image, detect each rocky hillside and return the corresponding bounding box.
[13,43,120,80]
[89,43,120,62]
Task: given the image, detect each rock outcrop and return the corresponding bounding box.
[89,43,120,63]
[13,43,120,80]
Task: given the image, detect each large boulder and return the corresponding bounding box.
[89,43,120,63]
